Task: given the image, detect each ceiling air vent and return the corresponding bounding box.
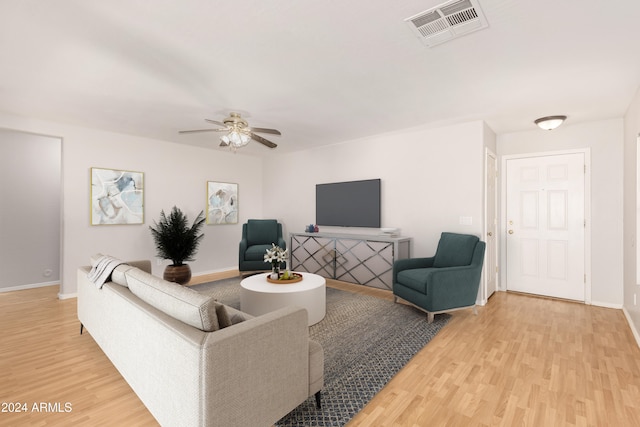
[405,0,489,47]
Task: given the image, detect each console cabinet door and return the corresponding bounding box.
[290,235,335,279]
[334,239,394,290]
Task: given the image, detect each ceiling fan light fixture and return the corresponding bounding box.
[221,128,251,151]
[181,112,279,151]
[534,115,567,130]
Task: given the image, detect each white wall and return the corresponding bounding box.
[0,129,61,290]
[263,120,487,258]
[0,113,490,298]
[0,112,264,297]
[497,119,624,307]
[623,86,640,337]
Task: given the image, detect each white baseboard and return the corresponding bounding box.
[590,300,623,309]
[623,307,640,349]
[0,280,58,293]
[193,265,239,276]
[58,292,77,300]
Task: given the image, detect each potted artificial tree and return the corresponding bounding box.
[149,206,205,285]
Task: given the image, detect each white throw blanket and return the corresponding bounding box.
[87,255,125,288]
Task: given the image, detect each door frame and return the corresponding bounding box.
[500,148,592,304]
[482,147,498,304]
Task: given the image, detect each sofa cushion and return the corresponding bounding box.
[111,261,153,287]
[245,244,273,262]
[433,233,479,268]
[90,253,152,287]
[225,305,253,324]
[125,268,229,331]
[215,303,232,328]
[308,339,324,394]
[111,264,135,287]
[246,219,278,246]
[396,268,438,294]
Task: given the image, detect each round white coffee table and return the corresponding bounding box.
[240,272,326,326]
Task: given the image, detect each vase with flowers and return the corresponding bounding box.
[264,243,288,279]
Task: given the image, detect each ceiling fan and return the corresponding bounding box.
[178,112,281,150]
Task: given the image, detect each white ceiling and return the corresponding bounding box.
[1,0,640,155]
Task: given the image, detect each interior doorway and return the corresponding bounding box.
[0,128,62,293]
[503,151,588,302]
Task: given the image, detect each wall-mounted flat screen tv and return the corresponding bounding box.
[316,179,381,228]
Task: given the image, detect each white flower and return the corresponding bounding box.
[264,243,287,264]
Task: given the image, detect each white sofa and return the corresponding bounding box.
[77,256,323,427]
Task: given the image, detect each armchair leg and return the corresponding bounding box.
[473,305,478,316]
[427,312,435,324]
[315,391,321,409]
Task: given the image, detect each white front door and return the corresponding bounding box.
[485,149,498,299]
[505,153,585,301]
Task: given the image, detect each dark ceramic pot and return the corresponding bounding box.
[163,264,192,285]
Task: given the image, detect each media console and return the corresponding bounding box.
[290,232,411,290]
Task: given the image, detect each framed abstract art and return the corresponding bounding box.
[91,167,144,225]
[207,181,238,224]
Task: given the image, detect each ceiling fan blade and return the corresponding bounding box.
[205,119,227,127]
[250,127,281,135]
[178,128,227,134]
[250,132,277,148]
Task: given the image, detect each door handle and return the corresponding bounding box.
[487,232,493,237]
[508,229,514,234]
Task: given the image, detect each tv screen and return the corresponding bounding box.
[315,179,381,228]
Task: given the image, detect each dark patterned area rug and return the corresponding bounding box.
[191,278,449,427]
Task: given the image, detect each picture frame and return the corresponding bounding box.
[91,167,144,225]
[207,181,238,224]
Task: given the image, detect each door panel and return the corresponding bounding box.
[506,153,585,301]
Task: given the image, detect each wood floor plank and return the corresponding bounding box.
[348,290,640,426]
[1,280,640,426]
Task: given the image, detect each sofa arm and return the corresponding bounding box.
[425,265,483,311]
[239,238,248,262]
[393,257,435,283]
[200,306,313,427]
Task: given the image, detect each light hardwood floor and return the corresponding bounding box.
[1,275,640,426]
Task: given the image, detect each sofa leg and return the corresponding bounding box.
[315,391,321,409]
[427,312,435,324]
[473,306,478,316]
[80,323,84,335]
[393,296,399,304]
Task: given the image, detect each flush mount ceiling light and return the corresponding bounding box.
[534,115,567,130]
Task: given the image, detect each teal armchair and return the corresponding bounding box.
[393,232,485,323]
[239,219,286,272]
